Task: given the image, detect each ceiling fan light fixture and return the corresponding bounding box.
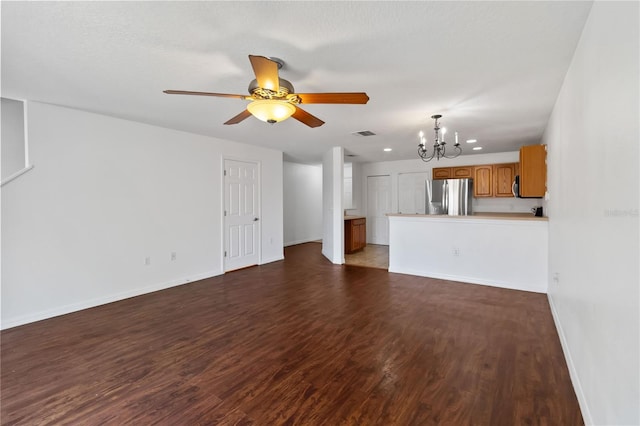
[247,99,296,124]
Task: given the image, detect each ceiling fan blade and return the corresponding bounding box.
[292,106,325,128]
[224,109,252,125]
[248,55,280,92]
[296,92,370,104]
[164,90,249,99]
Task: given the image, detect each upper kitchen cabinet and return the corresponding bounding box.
[519,145,546,198]
[493,163,517,197]
[474,165,493,197]
[432,166,473,179]
[432,167,451,179]
[451,166,473,178]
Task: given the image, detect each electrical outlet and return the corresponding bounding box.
[452,248,460,256]
[144,257,151,266]
[553,272,560,284]
[171,252,177,261]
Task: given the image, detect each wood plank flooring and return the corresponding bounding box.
[1,243,582,425]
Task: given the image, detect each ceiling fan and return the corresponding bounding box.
[164,55,369,128]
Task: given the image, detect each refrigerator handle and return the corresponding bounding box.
[443,180,448,214]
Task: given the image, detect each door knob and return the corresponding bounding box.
[254,217,259,221]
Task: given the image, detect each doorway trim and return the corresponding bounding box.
[221,157,262,273]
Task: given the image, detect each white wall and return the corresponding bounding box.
[543,2,639,425]
[1,101,284,329]
[321,147,343,264]
[345,161,364,216]
[1,98,27,181]
[283,162,322,246]
[360,152,541,216]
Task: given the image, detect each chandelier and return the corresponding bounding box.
[417,114,462,162]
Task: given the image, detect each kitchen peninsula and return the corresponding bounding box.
[387,213,548,293]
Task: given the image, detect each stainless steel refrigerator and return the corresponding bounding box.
[425,178,473,215]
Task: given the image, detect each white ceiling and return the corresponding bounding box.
[1,1,593,164]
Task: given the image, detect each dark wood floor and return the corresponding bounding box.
[1,243,582,425]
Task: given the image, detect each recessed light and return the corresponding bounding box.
[466,139,477,143]
[473,147,483,151]
[383,148,392,152]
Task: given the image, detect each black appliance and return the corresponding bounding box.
[512,175,543,199]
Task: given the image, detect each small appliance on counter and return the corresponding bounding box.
[532,206,543,217]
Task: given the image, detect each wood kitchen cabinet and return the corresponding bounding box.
[451,166,473,178]
[493,163,517,197]
[345,217,366,254]
[433,166,473,179]
[474,165,493,197]
[519,145,546,198]
[435,162,517,198]
[432,167,451,179]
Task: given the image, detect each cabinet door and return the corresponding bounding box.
[356,221,367,250]
[474,165,493,197]
[345,219,366,253]
[344,220,353,253]
[432,167,451,179]
[493,163,516,197]
[519,145,546,197]
[452,166,473,178]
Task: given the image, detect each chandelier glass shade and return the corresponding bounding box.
[417,114,462,162]
[247,99,296,123]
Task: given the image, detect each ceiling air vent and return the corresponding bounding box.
[352,130,376,137]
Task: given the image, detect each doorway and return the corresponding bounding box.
[344,174,391,269]
[224,159,260,272]
[367,175,391,245]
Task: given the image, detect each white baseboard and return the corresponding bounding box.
[284,237,322,247]
[320,248,343,265]
[260,255,284,265]
[547,294,593,425]
[387,267,547,294]
[1,269,222,330]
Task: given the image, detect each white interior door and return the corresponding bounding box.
[224,159,260,271]
[367,175,392,245]
[398,172,429,214]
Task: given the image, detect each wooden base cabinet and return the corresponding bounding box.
[345,218,366,254]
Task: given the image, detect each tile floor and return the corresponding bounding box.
[344,244,389,269]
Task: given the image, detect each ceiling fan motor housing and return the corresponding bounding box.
[248,78,296,100]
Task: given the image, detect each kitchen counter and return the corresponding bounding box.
[387,212,547,221]
[387,213,548,293]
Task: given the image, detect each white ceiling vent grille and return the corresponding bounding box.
[352,130,376,137]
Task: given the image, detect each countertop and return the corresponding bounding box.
[386,212,548,221]
[344,215,366,220]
